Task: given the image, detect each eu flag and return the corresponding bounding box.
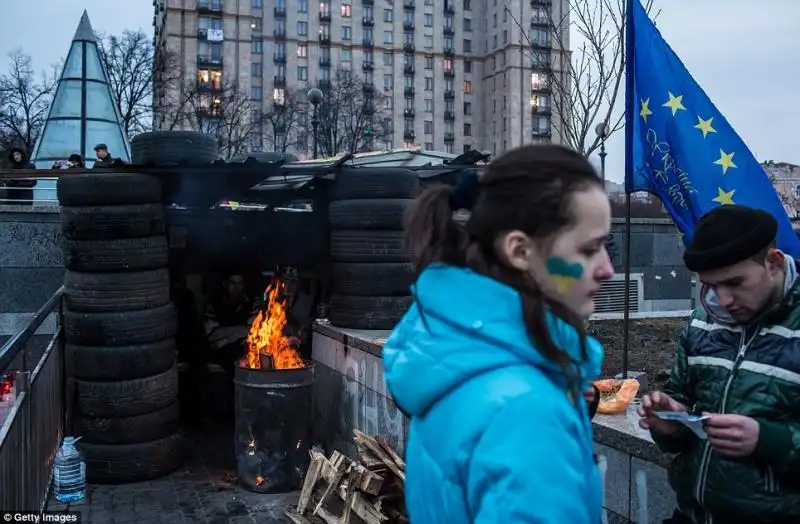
[624,0,800,256]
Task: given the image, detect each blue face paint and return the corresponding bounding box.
[546,257,585,294]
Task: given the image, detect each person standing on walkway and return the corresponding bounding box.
[93,143,115,167]
[1,147,36,204]
[638,205,800,524]
[383,144,614,524]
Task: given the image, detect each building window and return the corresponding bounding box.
[464,123,471,136]
[273,88,286,104]
[298,66,308,80]
[464,0,470,9]
[341,3,352,17]
[296,21,307,35]
[532,29,549,46]
[533,116,550,135]
[425,77,433,90]
[463,39,471,53]
[341,48,352,61]
[424,99,433,112]
[297,43,308,57]
[463,101,471,114]
[252,0,263,7]
[383,52,393,65]
[251,63,262,76]
[463,80,471,94]
[383,74,393,89]
[531,72,548,90]
[424,121,433,134]
[299,0,308,11]
[383,9,393,22]
[503,30,507,44]
[424,141,433,149]
[464,60,471,73]
[424,56,433,69]
[249,133,262,151]
[383,96,393,110]
[424,35,433,49]
[424,14,433,27]
[445,143,454,154]
[383,31,393,43]
[251,86,262,100]
[464,18,471,31]
[463,144,471,153]
[251,39,263,53]
[342,26,352,40]
[444,58,453,72]
[251,18,262,31]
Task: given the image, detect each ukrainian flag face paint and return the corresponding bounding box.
[546,257,585,295]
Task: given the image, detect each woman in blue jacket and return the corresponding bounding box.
[383,144,614,523]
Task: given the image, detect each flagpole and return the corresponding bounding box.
[621,0,636,382]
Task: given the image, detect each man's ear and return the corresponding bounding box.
[766,248,785,272]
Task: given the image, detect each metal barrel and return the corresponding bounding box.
[233,360,314,493]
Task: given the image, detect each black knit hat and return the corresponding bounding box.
[683,205,778,272]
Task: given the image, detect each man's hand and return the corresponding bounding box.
[637,391,686,435]
[704,414,760,458]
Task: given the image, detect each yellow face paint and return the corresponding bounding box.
[546,257,584,295]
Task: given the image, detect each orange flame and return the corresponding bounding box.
[241,280,304,370]
[255,475,264,486]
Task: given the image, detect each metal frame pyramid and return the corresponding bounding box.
[31,10,131,167]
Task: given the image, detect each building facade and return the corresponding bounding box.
[152,0,568,157]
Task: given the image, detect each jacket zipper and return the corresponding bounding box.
[694,328,757,519]
[766,465,778,494]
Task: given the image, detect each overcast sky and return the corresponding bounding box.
[0,0,797,182]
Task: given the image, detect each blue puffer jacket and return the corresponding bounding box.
[383,264,604,524]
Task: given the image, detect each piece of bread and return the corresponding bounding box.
[592,378,640,414]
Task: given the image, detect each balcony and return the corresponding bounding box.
[362,82,375,93]
[362,17,374,26]
[404,129,415,140]
[197,80,223,91]
[274,75,286,87]
[362,61,374,71]
[403,0,415,9]
[362,38,374,48]
[532,129,552,138]
[318,79,332,89]
[362,0,374,4]
[319,34,332,44]
[404,65,415,74]
[443,26,454,35]
[444,110,455,120]
[319,11,332,22]
[443,47,455,57]
[403,21,415,30]
[444,3,455,14]
[444,89,455,99]
[403,43,415,53]
[197,104,223,117]
[274,29,286,39]
[531,0,552,6]
[531,82,551,93]
[319,57,331,67]
[444,69,454,78]
[531,38,550,49]
[197,54,223,67]
[197,1,223,13]
[274,7,286,17]
[531,104,551,115]
[404,86,415,96]
[273,54,287,64]
[444,132,455,142]
[532,60,552,72]
[404,108,415,117]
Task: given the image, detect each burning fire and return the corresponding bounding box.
[255,475,264,486]
[241,280,304,370]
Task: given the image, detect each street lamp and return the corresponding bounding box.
[307,87,323,159]
[595,122,609,182]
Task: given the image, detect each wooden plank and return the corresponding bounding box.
[375,436,406,470]
[320,456,384,495]
[354,431,406,482]
[316,506,339,524]
[340,468,361,524]
[313,463,348,516]
[284,507,315,524]
[336,482,389,524]
[297,452,325,514]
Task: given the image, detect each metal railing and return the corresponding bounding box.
[0,287,66,512]
[0,178,59,205]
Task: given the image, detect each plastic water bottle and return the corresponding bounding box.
[53,436,86,503]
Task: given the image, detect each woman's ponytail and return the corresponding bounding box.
[404,184,469,273]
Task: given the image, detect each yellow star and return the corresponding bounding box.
[640,98,653,122]
[712,187,735,206]
[694,116,717,139]
[713,149,737,174]
[663,92,686,116]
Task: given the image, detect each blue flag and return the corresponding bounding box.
[624,0,800,256]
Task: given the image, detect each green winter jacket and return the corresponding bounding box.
[655,258,800,524]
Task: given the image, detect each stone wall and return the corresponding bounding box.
[609,218,693,312]
[0,204,62,335]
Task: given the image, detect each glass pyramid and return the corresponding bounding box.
[31,10,131,169]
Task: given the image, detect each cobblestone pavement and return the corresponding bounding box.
[47,425,298,523]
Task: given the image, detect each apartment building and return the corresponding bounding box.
[152,0,568,156]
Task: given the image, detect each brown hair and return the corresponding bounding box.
[404,144,603,368]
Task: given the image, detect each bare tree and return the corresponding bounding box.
[0,50,57,155]
[311,70,391,157]
[506,0,654,156]
[95,30,180,139]
[764,160,800,219]
[261,88,307,153]
[162,78,258,160]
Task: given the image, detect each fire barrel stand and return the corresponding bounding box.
[327,168,419,330]
[58,172,182,484]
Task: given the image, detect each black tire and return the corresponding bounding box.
[82,432,183,484]
[64,303,177,346]
[331,168,420,200]
[57,172,162,207]
[329,294,413,330]
[331,263,414,296]
[60,204,165,241]
[76,402,180,445]
[63,236,169,272]
[131,131,219,165]
[330,230,408,263]
[67,338,177,381]
[328,199,411,231]
[64,269,170,313]
[76,364,179,418]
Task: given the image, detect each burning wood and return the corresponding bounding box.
[241,280,305,370]
[285,430,408,524]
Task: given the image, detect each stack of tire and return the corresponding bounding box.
[130,131,219,165]
[327,168,420,330]
[58,172,182,484]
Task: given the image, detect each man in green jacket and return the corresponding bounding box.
[638,205,800,524]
